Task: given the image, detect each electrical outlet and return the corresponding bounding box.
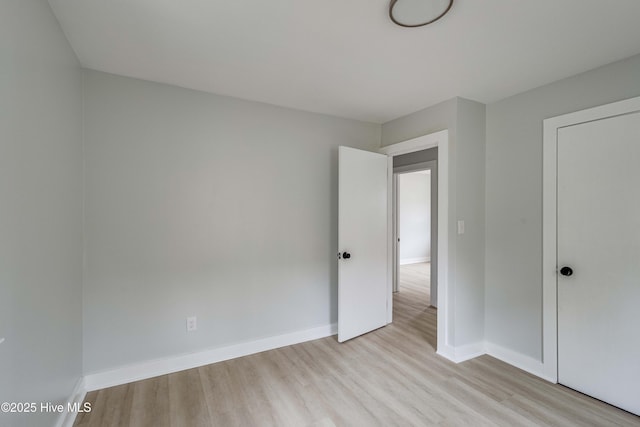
[186,316,197,332]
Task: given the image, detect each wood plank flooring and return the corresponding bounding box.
[75,263,640,426]
[398,261,431,304]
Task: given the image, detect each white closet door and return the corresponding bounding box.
[557,111,640,415]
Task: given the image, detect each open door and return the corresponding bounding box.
[338,146,388,342]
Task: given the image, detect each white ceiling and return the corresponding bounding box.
[48,0,640,123]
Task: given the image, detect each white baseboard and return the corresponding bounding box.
[84,323,337,391]
[437,341,555,383]
[436,345,456,362]
[54,377,86,427]
[485,341,555,382]
[399,257,430,265]
[437,342,485,363]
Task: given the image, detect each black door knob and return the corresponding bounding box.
[342,252,351,259]
[560,266,573,277]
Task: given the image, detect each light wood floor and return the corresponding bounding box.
[75,263,640,426]
[398,261,431,304]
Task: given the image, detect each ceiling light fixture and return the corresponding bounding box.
[389,0,454,28]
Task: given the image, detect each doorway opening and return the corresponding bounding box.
[394,168,436,310]
[380,129,448,356]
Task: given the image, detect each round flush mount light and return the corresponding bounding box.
[389,0,454,28]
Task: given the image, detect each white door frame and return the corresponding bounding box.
[542,95,640,382]
[393,161,437,306]
[380,130,449,353]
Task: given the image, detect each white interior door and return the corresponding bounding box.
[338,146,388,342]
[557,111,640,415]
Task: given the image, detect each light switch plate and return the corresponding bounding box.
[457,220,465,235]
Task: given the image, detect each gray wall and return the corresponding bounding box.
[382,97,486,348]
[82,70,381,373]
[398,173,431,262]
[0,1,83,426]
[454,99,486,346]
[485,54,640,359]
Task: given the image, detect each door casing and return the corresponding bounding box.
[542,95,640,382]
[380,130,449,354]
